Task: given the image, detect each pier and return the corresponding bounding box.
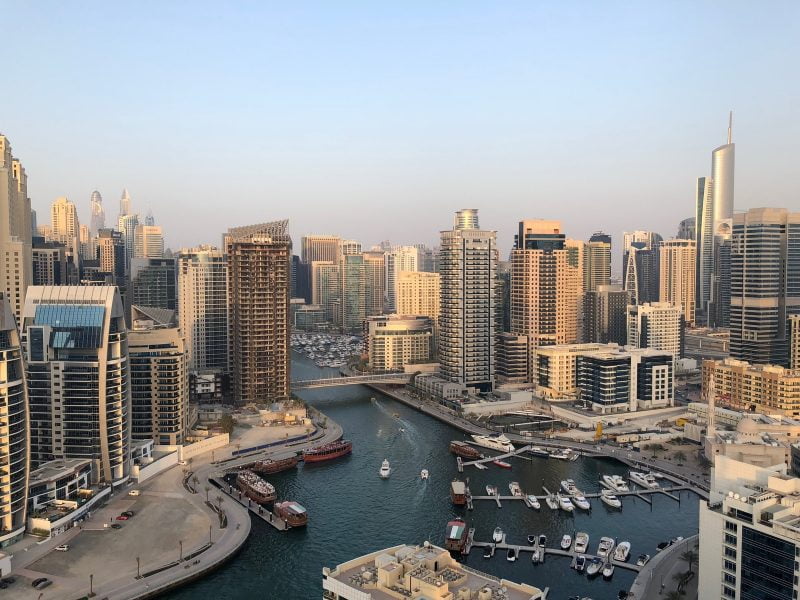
[459,445,533,471]
[211,475,289,531]
[467,485,689,507]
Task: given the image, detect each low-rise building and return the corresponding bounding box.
[322,543,546,600]
[366,315,433,372]
[702,358,800,418]
[685,327,730,361]
[535,342,610,398]
[704,417,792,467]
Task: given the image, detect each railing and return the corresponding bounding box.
[291,373,412,389]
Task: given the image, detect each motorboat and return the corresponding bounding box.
[602,474,630,493]
[586,557,603,576]
[486,485,498,496]
[471,433,515,453]
[574,532,589,554]
[558,494,575,512]
[509,482,523,497]
[531,548,540,562]
[561,479,579,495]
[613,541,631,562]
[574,555,586,572]
[492,527,504,543]
[656,541,669,552]
[506,548,516,562]
[379,459,391,479]
[550,449,570,460]
[526,494,541,510]
[538,534,547,548]
[474,463,488,470]
[636,554,651,567]
[483,548,492,559]
[600,489,622,509]
[560,534,572,550]
[602,563,615,579]
[545,493,559,510]
[493,460,512,469]
[573,494,591,510]
[529,446,550,458]
[629,471,660,489]
[597,537,615,558]
[420,469,429,480]
[527,534,536,545]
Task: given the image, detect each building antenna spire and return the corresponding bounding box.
[727,110,733,144]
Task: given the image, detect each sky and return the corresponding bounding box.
[2,2,799,270]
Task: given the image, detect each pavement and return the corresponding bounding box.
[629,535,699,600]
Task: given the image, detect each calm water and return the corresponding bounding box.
[167,354,699,600]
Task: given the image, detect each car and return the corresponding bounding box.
[116,515,129,521]
[55,544,70,551]
[178,460,187,465]
[0,582,6,589]
[110,523,122,529]
[32,578,52,590]
[128,489,140,496]
[121,510,135,517]
[2,577,15,584]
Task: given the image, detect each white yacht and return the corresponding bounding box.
[596,537,615,558]
[613,541,631,562]
[486,485,498,496]
[471,433,515,453]
[558,494,575,512]
[526,494,541,510]
[629,471,660,489]
[379,459,391,479]
[586,557,603,576]
[509,481,523,497]
[601,474,630,493]
[545,493,559,510]
[602,563,615,579]
[560,534,572,550]
[574,532,589,554]
[420,469,429,480]
[492,527,504,543]
[600,489,622,509]
[560,479,579,495]
[573,494,591,510]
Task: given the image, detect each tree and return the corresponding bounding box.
[216,495,224,511]
[681,549,698,574]
[674,450,687,466]
[219,414,235,434]
[204,486,211,502]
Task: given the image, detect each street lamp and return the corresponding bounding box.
[179,540,183,561]
[136,556,140,578]
[89,573,94,597]
[209,525,213,545]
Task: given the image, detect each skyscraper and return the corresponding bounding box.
[133,224,164,258]
[584,232,611,292]
[730,208,800,365]
[659,238,697,326]
[130,257,177,312]
[582,284,630,345]
[363,250,385,317]
[677,217,695,241]
[384,245,419,312]
[0,292,29,546]
[622,230,661,305]
[177,246,229,373]
[89,190,105,236]
[119,188,131,218]
[226,221,291,404]
[439,209,497,392]
[301,235,340,264]
[627,302,684,360]
[396,271,441,328]
[32,238,67,286]
[117,213,139,272]
[340,254,366,333]
[0,135,33,322]
[21,286,131,483]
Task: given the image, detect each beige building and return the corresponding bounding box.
[790,314,800,370]
[704,415,797,467]
[312,260,341,323]
[366,315,433,372]
[659,238,696,325]
[534,342,611,398]
[133,224,164,258]
[301,234,340,264]
[363,250,385,317]
[128,321,188,445]
[584,232,611,292]
[384,245,420,312]
[0,135,33,321]
[627,301,683,360]
[703,357,800,417]
[396,270,440,328]
[226,221,291,404]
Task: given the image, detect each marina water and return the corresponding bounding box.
[167,353,699,599]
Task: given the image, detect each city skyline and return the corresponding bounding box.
[2,3,799,256]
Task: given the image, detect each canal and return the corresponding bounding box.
[166,353,699,599]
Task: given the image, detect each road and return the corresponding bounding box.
[629,535,699,600]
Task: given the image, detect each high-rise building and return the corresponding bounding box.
[50,196,80,241]
[133,224,164,259]
[177,246,229,373]
[301,235,340,264]
[362,250,385,317]
[622,231,661,305]
[365,315,433,371]
[119,188,131,218]
[339,239,362,256]
[312,260,340,323]
[97,228,126,283]
[384,245,419,312]
[582,284,629,345]
[0,135,33,322]
[439,209,497,392]
[790,315,800,370]
[496,333,529,383]
[340,254,366,333]
[415,244,437,272]
[627,301,684,360]
[730,208,800,366]
[89,190,105,237]
[510,220,582,360]
[32,237,67,286]
[128,321,187,445]
[699,455,800,600]
[130,258,177,312]
[0,293,29,546]
[117,213,139,271]
[659,238,697,326]
[622,230,661,273]
[676,217,695,241]
[396,271,440,330]
[226,221,291,404]
[584,232,611,292]
[21,286,131,483]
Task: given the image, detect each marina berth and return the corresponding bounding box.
[274,501,308,527]
[236,470,277,504]
[471,433,515,452]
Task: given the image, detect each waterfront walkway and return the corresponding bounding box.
[629,534,699,599]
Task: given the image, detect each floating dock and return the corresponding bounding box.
[211,475,289,531]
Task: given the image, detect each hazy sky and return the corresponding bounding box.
[3,2,799,269]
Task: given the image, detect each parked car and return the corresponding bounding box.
[128,489,140,496]
[121,510,135,517]
[116,515,129,521]
[55,544,70,551]
[32,578,52,590]
[111,523,122,529]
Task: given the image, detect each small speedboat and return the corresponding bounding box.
[493,460,512,469]
[527,534,536,545]
[574,555,586,572]
[420,469,429,480]
[573,494,591,510]
[561,479,579,494]
[509,482,523,496]
[586,557,603,576]
[492,527,504,543]
[636,554,651,567]
[506,548,516,562]
[613,541,631,562]
[558,494,575,512]
[379,459,391,479]
[526,494,541,510]
[538,534,547,548]
[486,485,498,496]
[531,548,540,562]
[597,537,615,558]
[603,563,615,579]
[483,548,492,558]
[561,534,572,550]
[601,489,622,509]
[574,532,589,554]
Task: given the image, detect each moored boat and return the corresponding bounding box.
[526,494,541,510]
[597,537,615,558]
[574,555,586,572]
[574,532,589,553]
[444,518,469,553]
[236,470,277,504]
[602,563,615,579]
[601,474,630,493]
[545,493,559,510]
[509,481,523,497]
[506,548,516,562]
[636,554,650,567]
[486,485,498,496]
[302,439,353,463]
[600,489,622,509]
[629,470,660,489]
[451,479,467,505]
[492,527,504,543]
[573,494,591,510]
[529,446,550,458]
[471,433,515,453]
[449,440,482,459]
[561,534,572,550]
[586,557,603,576]
[274,501,308,527]
[492,459,512,469]
[251,454,300,475]
[613,541,631,562]
[558,494,575,512]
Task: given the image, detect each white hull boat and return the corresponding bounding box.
[420,469,429,480]
[573,494,591,510]
[560,534,572,550]
[597,537,615,558]
[471,433,515,453]
[558,494,575,512]
[574,532,589,554]
[629,471,660,489]
[613,541,631,562]
[492,527,504,543]
[600,490,622,509]
[379,459,391,479]
[602,474,630,493]
[526,494,541,509]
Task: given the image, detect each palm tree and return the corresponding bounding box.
[204,485,211,502]
[680,548,698,574]
[192,475,199,489]
[216,495,224,512]
[674,450,687,466]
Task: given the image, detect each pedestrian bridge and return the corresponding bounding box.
[291,373,412,389]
